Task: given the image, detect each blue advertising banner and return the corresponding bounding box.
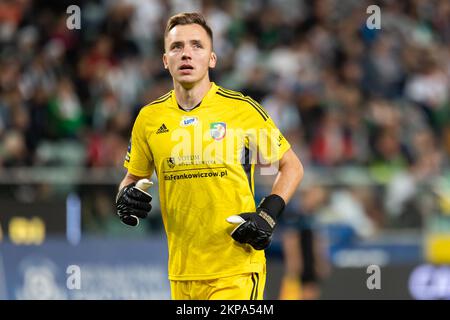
[0,236,171,300]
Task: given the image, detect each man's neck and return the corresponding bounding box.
[174,78,212,110]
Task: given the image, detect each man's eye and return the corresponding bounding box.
[193,43,202,48]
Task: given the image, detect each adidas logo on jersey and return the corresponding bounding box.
[156,124,169,134]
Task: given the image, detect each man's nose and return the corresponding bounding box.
[181,48,192,59]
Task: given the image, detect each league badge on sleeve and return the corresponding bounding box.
[210,122,226,141]
[125,139,131,161]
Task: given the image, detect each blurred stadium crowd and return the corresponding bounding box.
[0,0,449,236]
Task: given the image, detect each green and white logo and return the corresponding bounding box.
[210,122,226,141]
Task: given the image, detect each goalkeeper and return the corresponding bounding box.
[116,12,303,300]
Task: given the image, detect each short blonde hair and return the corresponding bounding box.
[165,12,213,44]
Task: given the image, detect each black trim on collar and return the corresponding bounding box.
[178,100,202,112]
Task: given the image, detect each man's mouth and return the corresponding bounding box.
[179,64,194,70]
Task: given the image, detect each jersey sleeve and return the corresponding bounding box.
[124,109,154,177]
[243,97,291,164]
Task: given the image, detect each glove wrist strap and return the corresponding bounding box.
[116,182,136,203]
[258,210,276,228]
[257,194,286,221]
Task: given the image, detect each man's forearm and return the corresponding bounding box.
[119,172,146,191]
[270,149,303,203]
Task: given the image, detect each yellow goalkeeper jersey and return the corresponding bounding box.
[124,82,291,280]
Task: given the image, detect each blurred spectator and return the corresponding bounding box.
[404,48,449,133]
[310,109,353,166]
[261,80,301,138]
[86,117,129,167]
[318,186,379,239]
[279,186,330,300]
[82,189,148,237]
[0,130,29,167]
[385,129,444,227]
[46,77,83,138]
[364,35,405,98]
[369,126,410,184]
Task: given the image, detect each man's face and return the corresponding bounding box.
[163,24,217,87]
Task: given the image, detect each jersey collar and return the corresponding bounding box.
[171,82,218,112]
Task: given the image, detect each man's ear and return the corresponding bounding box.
[209,52,217,69]
[163,53,168,69]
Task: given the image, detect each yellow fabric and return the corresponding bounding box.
[124,82,291,280]
[170,271,266,300]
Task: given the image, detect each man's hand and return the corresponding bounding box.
[226,194,285,250]
[116,179,153,226]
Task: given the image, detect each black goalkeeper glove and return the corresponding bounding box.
[116,179,153,226]
[226,194,285,250]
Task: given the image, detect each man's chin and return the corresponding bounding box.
[177,76,198,88]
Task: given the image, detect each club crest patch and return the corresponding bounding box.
[210,122,226,141]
